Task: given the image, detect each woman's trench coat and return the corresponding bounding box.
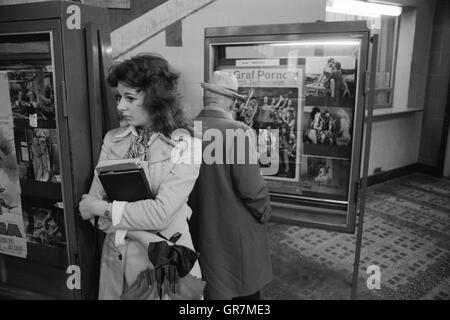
[86,126,201,299]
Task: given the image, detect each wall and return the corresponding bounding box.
[364,0,435,175]
[418,0,450,171]
[117,0,326,118]
[112,0,435,176]
[368,113,422,174]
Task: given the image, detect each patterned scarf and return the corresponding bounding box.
[126,128,154,161]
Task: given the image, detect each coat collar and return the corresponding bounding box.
[111,126,166,146]
[197,107,234,121]
[109,126,175,163]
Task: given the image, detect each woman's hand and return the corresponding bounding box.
[79,194,108,220]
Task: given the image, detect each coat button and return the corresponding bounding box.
[118,254,122,261]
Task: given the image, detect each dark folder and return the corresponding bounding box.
[98,168,153,202]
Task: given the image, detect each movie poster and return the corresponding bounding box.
[220,61,304,195]
[0,72,27,258]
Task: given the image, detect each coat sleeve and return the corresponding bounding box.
[86,131,116,234]
[112,137,201,231]
[229,129,271,223]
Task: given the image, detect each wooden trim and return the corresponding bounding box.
[81,0,130,9]
[112,0,216,59]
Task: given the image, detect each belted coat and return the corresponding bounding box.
[86,126,201,299]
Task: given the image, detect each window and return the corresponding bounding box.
[325,12,399,108]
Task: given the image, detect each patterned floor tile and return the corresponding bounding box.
[421,277,450,300]
[264,174,450,300]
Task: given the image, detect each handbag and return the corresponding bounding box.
[120,234,205,300]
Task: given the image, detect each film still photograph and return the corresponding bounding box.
[22,205,65,247]
[7,68,55,121]
[13,127,60,183]
[234,87,300,180]
[302,106,353,159]
[300,155,350,201]
[304,56,357,108]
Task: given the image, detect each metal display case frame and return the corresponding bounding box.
[204,21,376,234]
[205,21,379,299]
[0,0,117,299]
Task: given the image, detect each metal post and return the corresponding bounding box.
[351,34,378,300]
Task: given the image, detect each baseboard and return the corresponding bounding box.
[367,163,444,186]
[416,163,442,177]
[367,163,418,186]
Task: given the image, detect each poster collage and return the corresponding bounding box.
[222,54,357,201]
[0,68,65,258]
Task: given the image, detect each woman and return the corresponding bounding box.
[336,109,351,146]
[317,58,335,92]
[329,61,351,106]
[78,54,202,299]
[304,107,323,144]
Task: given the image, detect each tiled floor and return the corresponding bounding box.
[262,173,450,300]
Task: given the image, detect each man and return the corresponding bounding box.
[189,71,272,300]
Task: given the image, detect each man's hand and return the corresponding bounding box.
[78,194,108,220]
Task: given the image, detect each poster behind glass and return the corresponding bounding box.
[214,41,359,202]
[0,33,65,260]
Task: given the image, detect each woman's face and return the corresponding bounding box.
[116,82,151,128]
[314,112,321,120]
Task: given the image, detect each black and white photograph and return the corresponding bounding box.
[304,56,357,109]
[302,106,353,159]
[0,0,448,307]
[300,155,350,200]
[7,69,55,121]
[23,206,65,247]
[13,127,60,183]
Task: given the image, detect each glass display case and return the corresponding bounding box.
[0,1,117,299]
[204,21,373,233]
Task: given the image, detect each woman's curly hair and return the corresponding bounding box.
[107,54,192,137]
